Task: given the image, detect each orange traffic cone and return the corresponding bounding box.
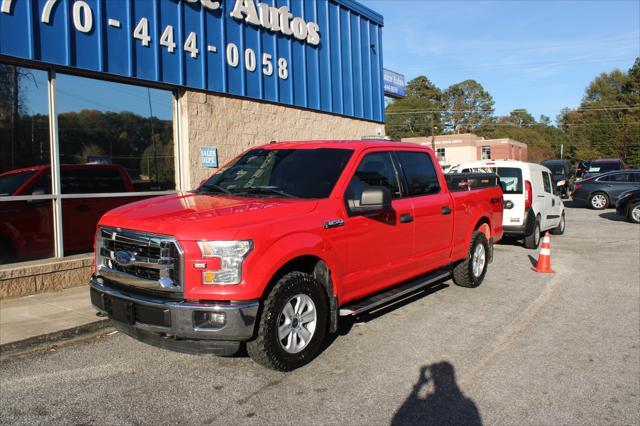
[532,231,554,273]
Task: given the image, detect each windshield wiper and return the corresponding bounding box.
[234,186,298,199]
[196,183,232,195]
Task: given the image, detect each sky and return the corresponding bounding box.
[363,0,640,122]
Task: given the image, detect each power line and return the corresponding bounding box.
[385,106,640,115]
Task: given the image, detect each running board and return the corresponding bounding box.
[338,269,451,316]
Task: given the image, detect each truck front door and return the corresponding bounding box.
[339,151,414,302]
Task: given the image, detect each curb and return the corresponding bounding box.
[0,319,112,360]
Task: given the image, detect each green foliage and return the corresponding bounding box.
[442,80,494,133]
[386,76,442,140]
[558,58,640,164]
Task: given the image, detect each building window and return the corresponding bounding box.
[481,146,491,160]
[0,65,55,263]
[436,148,446,162]
[0,62,177,264]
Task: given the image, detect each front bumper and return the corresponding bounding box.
[89,276,259,355]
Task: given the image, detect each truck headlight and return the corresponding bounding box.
[197,241,252,285]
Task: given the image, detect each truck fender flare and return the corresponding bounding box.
[255,233,344,330]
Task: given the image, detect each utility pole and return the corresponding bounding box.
[430,115,436,152]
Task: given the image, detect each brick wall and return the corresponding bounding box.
[179,91,385,189]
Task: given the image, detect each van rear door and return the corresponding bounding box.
[494,167,525,228]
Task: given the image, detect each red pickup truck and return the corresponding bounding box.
[90,141,503,370]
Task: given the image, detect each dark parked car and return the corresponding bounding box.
[541,159,573,198]
[573,170,640,210]
[616,189,640,223]
[582,159,627,180]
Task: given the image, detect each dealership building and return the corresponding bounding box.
[402,133,528,169]
[0,0,388,297]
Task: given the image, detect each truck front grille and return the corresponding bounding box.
[96,227,183,294]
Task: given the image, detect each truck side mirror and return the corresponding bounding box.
[356,186,392,213]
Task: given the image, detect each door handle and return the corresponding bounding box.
[552,199,556,207]
[399,213,413,223]
[441,206,452,215]
[490,197,501,204]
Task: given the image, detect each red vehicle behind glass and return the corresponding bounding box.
[89,141,504,370]
[0,164,139,263]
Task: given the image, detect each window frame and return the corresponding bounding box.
[343,150,405,208]
[0,62,180,264]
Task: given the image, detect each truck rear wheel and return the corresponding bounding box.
[452,231,489,288]
[247,272,328,371]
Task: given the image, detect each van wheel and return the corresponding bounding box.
[452,231,489,288]
[550,213,566,235]
[589,192,608,210]
[247,272,328,371]
[524,218,541,249]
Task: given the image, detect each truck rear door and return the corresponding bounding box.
[394,151,453,270]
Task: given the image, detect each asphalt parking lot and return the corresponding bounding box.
[1,203,639,425]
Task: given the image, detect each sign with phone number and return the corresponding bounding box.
[0,0,386,123]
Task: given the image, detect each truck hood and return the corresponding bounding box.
[99,192,318,240]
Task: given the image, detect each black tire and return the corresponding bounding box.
[523,218,541,249]
[588,192,609,210]
[550,212,566,235]
[247,272,328,371]
[452,231,489,288]
[628,202,640,224]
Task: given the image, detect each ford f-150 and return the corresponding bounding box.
[90,140,503,370]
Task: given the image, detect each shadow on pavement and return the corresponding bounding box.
[599,212,626,222]
[562,199,584,209]
[392,362,482,426]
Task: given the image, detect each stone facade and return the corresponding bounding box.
[0,255,93,299]
[178,90,386,190]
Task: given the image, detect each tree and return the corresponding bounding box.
[442,80,494,133]
[559,58,640,164]
[508,109,536,127]
[385,76,443,140]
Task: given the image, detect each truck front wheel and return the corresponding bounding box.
[247,272,328,371]
[452,231,489,288]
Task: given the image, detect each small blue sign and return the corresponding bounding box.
[383,69,405,98]
[200,147,218,168]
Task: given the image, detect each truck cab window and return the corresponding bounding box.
[346,152,401,202]
[396,151,440,196]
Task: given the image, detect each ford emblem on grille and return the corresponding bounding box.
[114,250,136,267]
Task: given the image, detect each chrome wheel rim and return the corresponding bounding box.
[632,206,640,222]
[472,244,486,278]
[277,294,317,354]
[591,194,607,209]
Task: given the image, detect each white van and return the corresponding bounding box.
[449,160,565,249]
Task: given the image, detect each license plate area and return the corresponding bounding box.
[105,296,135,325]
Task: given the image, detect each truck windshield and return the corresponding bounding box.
[200,148,354,199]
[0,170,38,196]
